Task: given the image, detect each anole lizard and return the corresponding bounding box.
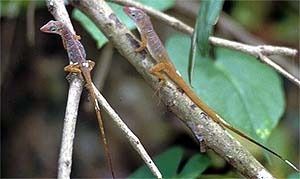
[40,20,115,178]
[124,6,299,172]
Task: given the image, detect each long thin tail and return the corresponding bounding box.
[169,68,299,172]
[82,69,115,178]
[94,102,116,178]
[218,116,300,172]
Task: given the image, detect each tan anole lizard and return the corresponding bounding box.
[40,20,115,178]
[124,6,299,172]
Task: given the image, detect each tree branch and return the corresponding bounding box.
[69,0,275,178]
[44,0,161,178]
[109,0,300,87]
[58,74,84,179]
[44,1,82,178]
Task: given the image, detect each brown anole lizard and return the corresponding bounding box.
[40,20,115,178]
[124,6,299,172]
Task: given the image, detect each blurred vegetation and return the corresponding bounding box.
[1,0,299,178]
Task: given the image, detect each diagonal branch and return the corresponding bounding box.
[69,0,276,178]
[91,84,162,178]
[109,0,300,87]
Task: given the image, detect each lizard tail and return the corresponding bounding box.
[83,70,115,178]
[169,69,299,172]
[94,104,116,178]
[218,117,300,172]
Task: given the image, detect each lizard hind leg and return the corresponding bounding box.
[64,63,82,73]
[86,60,95,71]
[149,63,167,105]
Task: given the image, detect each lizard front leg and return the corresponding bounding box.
[135,34,147,52]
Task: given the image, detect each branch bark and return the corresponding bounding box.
[69,0,275,178]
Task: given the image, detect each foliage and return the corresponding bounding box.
[129,146,211,178]
[188,0,224,84]
[72,0,175,48]
[0,0,44,18]
[166,34,285,142]
[288,173,300,179]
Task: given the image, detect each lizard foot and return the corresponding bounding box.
[135,37,147,52]
[64,63,81,73]
[135,43,146,52]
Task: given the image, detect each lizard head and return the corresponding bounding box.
[124,6,147,24]
[40,20,64,35]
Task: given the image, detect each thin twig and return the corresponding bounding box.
[92,84,162,179]
[217,12,299,79]
[94,42,114,91]
[70,0,275,177]
[210,37,300,87]
[109,0,193,35]
[109,0,300,87]
[26,1,36,46]
[258,54,300,85]
[173,3,299,79]
[58,75,84,179]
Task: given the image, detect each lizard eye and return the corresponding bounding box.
[131,13,136,17]
[50,26,57,31]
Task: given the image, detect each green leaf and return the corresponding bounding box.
[178,154,211,179]
[72,10,108,48]
[188,26,198,85]
[72,0,175,48]
[138,0,175,11]
[288,173,300,179]
[188,0,224,84]
[129,146,184,178]
[166,34,285,142]
[129,147,210,178]
[196,0,224,56]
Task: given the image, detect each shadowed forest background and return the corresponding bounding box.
[1,0,299,178]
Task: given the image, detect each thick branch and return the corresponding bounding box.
[70,0,275,178]
[110,0,300,87]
